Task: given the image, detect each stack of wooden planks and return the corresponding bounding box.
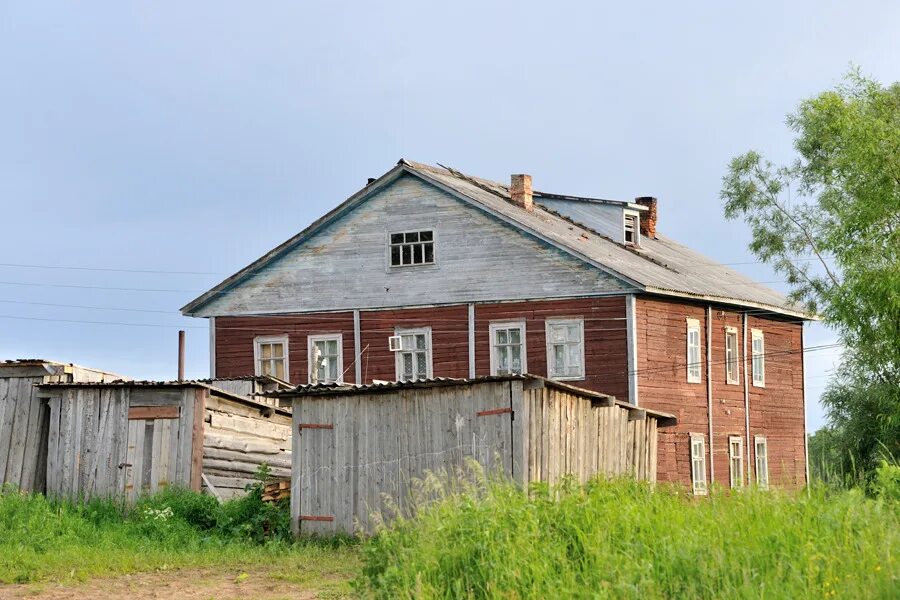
[261,479,290,503]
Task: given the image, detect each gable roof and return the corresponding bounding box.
[182,159,810,319]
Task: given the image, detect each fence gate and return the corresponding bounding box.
[294,382,517,536]
[123,405,183,501]
[46,387,198,502]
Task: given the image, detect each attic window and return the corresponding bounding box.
[624,212,639,245]
[390,231,435,267]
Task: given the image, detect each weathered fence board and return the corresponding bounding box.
[288,376,675,536]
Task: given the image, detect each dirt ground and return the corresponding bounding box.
[0,566,351,600]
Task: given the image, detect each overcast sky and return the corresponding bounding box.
[1,1,897,431]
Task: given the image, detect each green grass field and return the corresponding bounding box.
[2,465,897,599]
[356,467,900,599]
[0,485,359,591]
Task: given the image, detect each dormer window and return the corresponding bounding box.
[390,230,435,267]
[624,212,640,246]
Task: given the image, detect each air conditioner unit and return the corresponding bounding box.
[388,335,403,352]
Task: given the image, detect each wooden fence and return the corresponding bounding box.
[39,382,293,502]
[285,376,675,536]
[0,361,123,493]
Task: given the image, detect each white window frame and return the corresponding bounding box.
[253,335,289,382]
[690,434,708,496]
[489,321,527,376]
[751,328,765,387]
[686,318,702,384]
[307,334,344,385]
[755,435,769,489]
[394,327,433,381]
[729,435,744,489]
[545,318,585,381]
[623,210,640,246]
[388,230,436,268]
[724,326,739,385]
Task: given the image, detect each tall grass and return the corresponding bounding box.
[0,484,356,584]
[356,466,900,599]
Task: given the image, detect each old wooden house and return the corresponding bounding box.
[277,375,676,535]
[182,159,812,493]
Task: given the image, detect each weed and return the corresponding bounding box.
[355,476,900,599]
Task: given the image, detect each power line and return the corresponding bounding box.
[0,299,175,314]
[0,309,841,378]
[0,263,222,276]
[0,255,835,276]
[0,277,811,295]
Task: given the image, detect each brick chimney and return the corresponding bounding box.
[634,196,657,239]
[510,174,533,212]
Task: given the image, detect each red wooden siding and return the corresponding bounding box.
[474,297,628,401]
[636,296,806,489]
[635,298,709,485]
[215,313,357,384]
[214,294,806,491]
[709,309,750,487]
[358,305,470,381]
[747,314,806,488]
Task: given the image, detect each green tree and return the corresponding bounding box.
[721,70,900,476]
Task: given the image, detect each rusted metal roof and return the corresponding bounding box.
[271,374,677,427]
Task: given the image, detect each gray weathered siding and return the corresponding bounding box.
[536,197,628,243]
[196,174,633,317]
[44,387,198,502]
[0,375,50,492]
[291,379,664,536]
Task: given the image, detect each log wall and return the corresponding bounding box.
[202,394,292,500]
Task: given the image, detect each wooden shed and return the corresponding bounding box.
[0,360,125,493]
[37,380,292,502]
[276,375,676,536]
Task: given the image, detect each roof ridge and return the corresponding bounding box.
[406,161,681,277]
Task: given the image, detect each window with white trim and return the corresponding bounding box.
[686,318,702,383]
[395,328,432,381]
[254,336,288,381]
[751,329,765,387]
[308,334,343,384]
[725,327,739,385]
[546,319,585,380]
[755,436,769,489]
[490,321,527,376]
[690,434,707,496]
[389,230,435,267]
[729,436,744,489]
[624,212,639,245]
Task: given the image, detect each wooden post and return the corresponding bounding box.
[178,330,186,381]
